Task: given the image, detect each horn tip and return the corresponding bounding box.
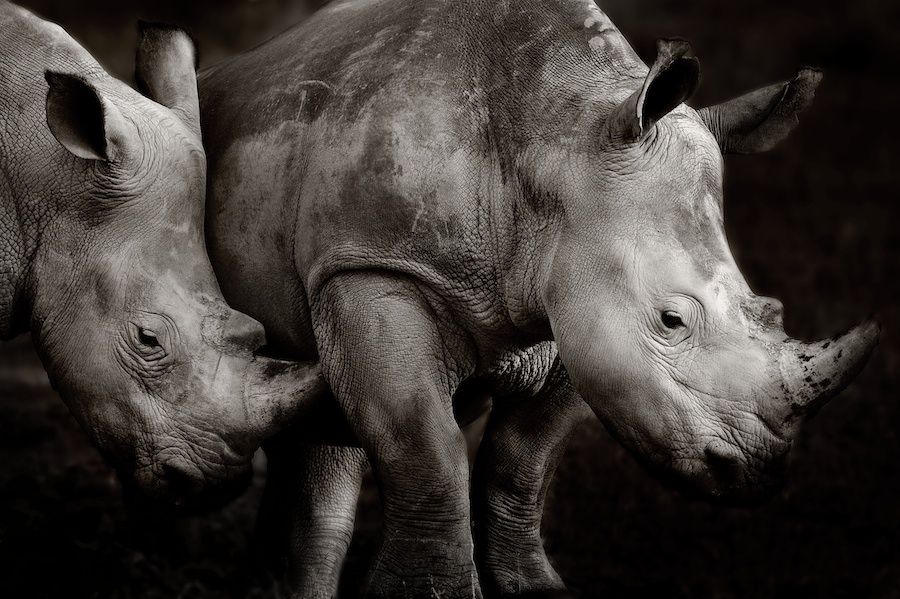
[858,315,881,347]
[794,66,824,90]
[841,315,881,344]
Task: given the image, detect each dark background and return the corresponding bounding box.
[1,0,898,597]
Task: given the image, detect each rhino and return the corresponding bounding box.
[165,0,878,596]
[0,3,327,513]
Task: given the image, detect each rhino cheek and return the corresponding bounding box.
[125,429,254,513]
[549,285,792,501]
[54,307,252,492]
[52,365,149,473]
[112,367,260,510]
[544,249,644,434]
[548,296,662,454]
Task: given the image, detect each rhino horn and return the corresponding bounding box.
[238,357,331,450]
[135,21,202,139]
[604,38,701,141]
[699,67,823,155]
[206,310,337,450]
[778,318,880,425]
[221,309,268,352]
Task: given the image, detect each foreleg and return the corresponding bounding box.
[315,272,481,598]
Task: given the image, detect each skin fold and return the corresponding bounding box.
[150,0,883,596]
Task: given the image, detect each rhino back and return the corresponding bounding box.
[200,0,646,360]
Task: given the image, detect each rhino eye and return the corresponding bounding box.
[124,322,172,369]
[138,328,161,348]
[661,311,685,329]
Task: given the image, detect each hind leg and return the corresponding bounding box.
[472,360,591,597]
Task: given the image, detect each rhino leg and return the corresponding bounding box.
[314,272,481,598]
[257,442,368,598]
[473,361,591,598]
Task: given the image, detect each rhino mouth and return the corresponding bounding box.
[698,443,790,507]
[120,460,254,517]
[640,459,786,507]
[625,424,791,507]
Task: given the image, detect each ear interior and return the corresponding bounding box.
[641,56,701,131]
[45,72,116,161]
[604,39,700,142]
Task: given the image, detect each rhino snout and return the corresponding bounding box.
[124,456,254,515]
[699,438,789,506]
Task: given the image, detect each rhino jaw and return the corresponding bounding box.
[122,459,254,517]
[694,317,880,505]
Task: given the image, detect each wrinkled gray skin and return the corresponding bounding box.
[0,3,326,514]
[192,0,879,596]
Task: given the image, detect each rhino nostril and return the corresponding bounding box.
[705,439,737,462]
[161,462,204,501]
[704,440,745,485]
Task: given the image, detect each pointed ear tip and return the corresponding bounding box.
[135,20,194,45]
[654,37,694,61]
[656,37,692,51]
[136,20,180,42]
[860,314,882,339]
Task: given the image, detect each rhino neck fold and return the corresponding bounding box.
[0,201,18,340]
[1,155,81,345]
[465,0,645,150]
[491,165,562,337]
[2,187,86,345]
[0,161,38,342]
[0,266,26,341]
[1,7,100,341]
[22,230,96,390]
[458,0,646,334]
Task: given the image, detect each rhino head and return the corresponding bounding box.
[0,9,323,512]
[539,40,878,503]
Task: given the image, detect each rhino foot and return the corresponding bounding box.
[364,536,483,599]
[491,592,579,599]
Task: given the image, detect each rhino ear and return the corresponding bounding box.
[45,71,134,162]
[699,68,823,154]
[606,39,701,141]
[135,21,201,140]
